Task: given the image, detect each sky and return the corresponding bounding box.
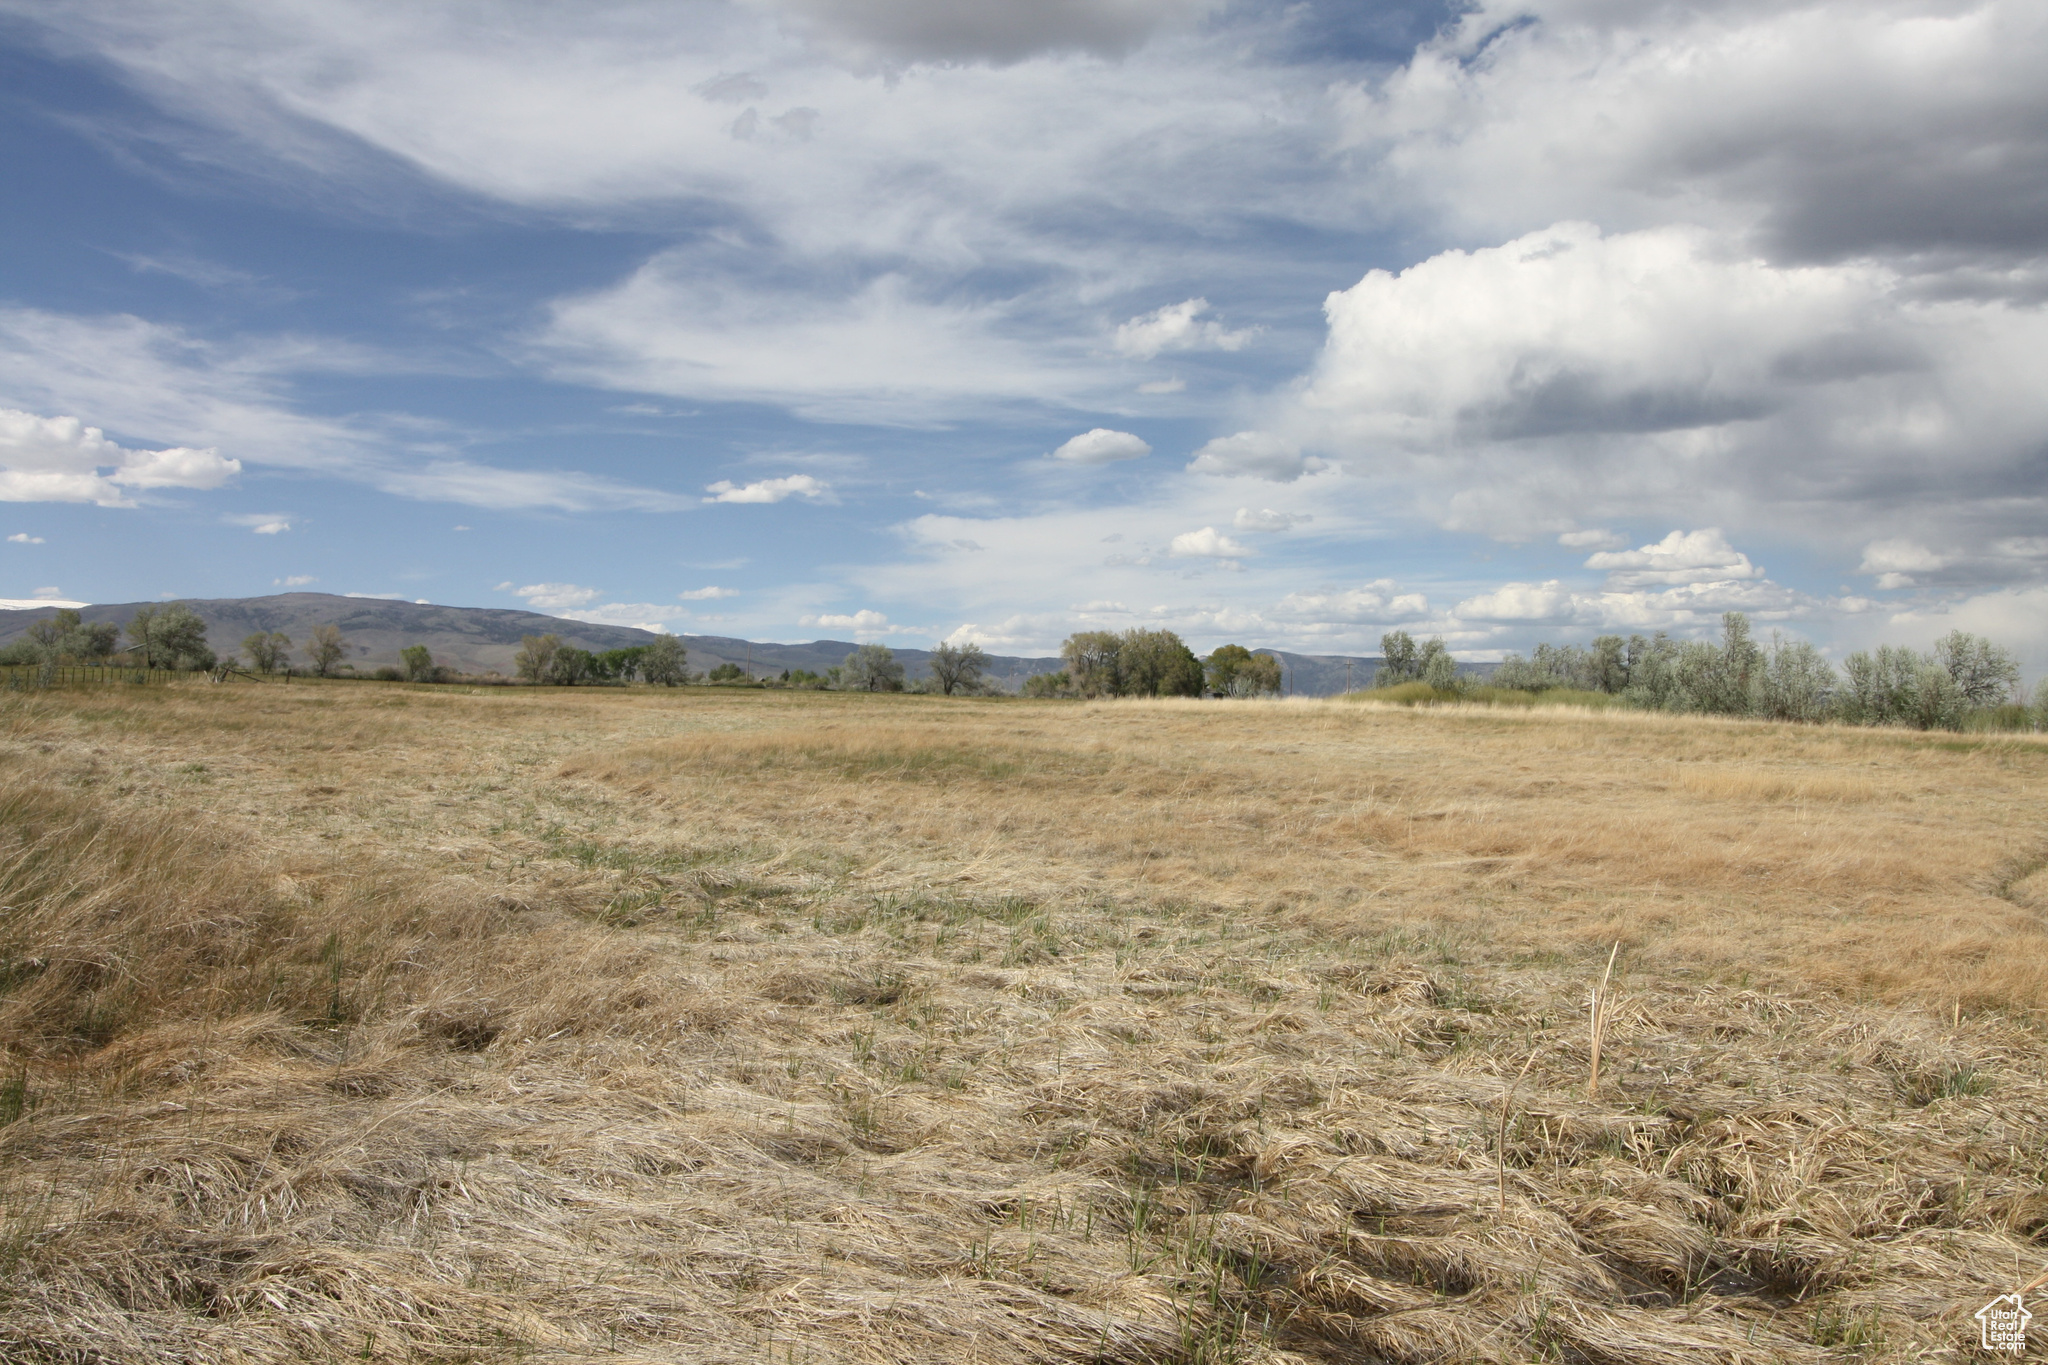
[0,0,2043,670]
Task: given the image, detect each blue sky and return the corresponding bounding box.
[2,0,2044,670]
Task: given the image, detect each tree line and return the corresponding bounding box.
[2,606,436,681]
[1364,614,2044,731]
[1020,629,1283,698]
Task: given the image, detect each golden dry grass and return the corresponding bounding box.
[3,681,2046,1363]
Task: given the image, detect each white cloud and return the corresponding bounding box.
[704,474,829,504]
[511,582,604,612]
[0,407,241,505]
[1233,507,1309,534]
[1273,581,1431,625]
[228,513,291,535]
[1884,584,2048,677]
[1113,299,1260,361]
[1136,377,1185,395]
[274,575,316,586]
[1050,428,1151,465]
[8,532,44,544]
[1558,528,1625,551]
[0,595,86,609]
[678,585,739,600]
[499,581,675,631]
[1583,529,1762,588]
[1187,431,1323,483]
[800,608,895,638]
[1348,0,2048,273]
[1168,526,1250,559]
[541,262,1105,424]
[1858,539,1948,575]
[552,602,676,632]
[117,444,240,490]
[1452,580,1578,623]
[1295,219,2048,560]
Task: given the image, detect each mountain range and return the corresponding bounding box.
[0,592,1400,695]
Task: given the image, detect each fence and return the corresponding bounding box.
[3,663,201,689]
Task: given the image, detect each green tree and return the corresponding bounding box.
[841,643,905,692]
[400,644,436,682]
[1374,630,1419,686]
[548,647,593,685]
[706,662,747,683]
[306,623,348,678]
[1206,644,1281,697]
[593,645,648,682]
[22,609,113,663]
[76,620,119,660]
[1934,630,2020,707]
[515,633,561,683]
[927,640,988,696]
[1588,635,1630,693]
[128,603,213,671]
[1060,631,1124,697]
[1021,670,1071,698]
[1121,629,1203,697]
[1753,634,1836,722]
[244,631,292,674]
[1419,638,1458,692]
[125,605,162,668]
[639,634,686,686]
[26,608,80,655]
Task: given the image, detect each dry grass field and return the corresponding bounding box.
[3,681,2046,1363]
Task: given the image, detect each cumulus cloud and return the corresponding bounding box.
[1233,507,1309,534]
[8,532,45,544]
[228,513,291,534]
[274,575,316,586]
[1113,299,1260,361]
[1858,537,1955,588]
[1187,431,1323,482]
[800,608,895,638]
[1885,584,2048,674]
[1452,580,1578,623]
[678,585,740,600]
[1051,428,1152,464]
[1296,221,2048,560]
[1583,529,1762,588]
[704,474,829,504]
[1350,0,2048,273]
[1304,223,1897,449]
[1273,581,1430,625]
[0,407,241,505]
[1168,526,1250,559]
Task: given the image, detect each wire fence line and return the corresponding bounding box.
[0,663,289,689]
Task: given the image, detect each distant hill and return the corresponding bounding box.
[0,593,1438,695]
